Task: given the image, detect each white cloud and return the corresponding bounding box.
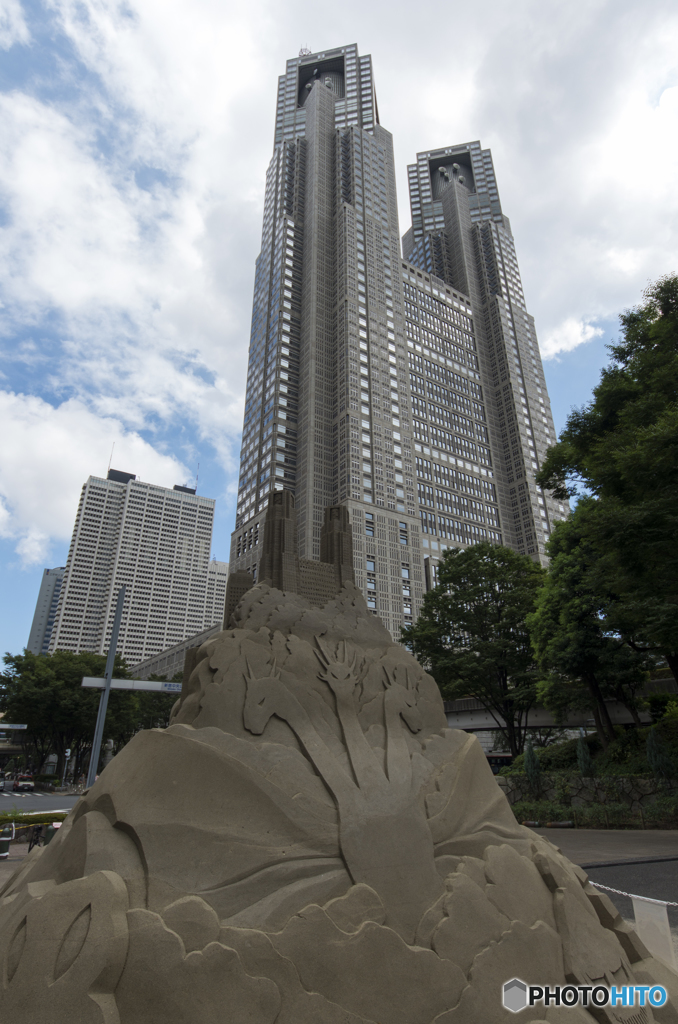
[0,0,678,568]
[540,318,604,360]
[0,85,249,470]
[0,0,29,49]
[0,391,189,565]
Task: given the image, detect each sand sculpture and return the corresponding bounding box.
[1,497,676,1023]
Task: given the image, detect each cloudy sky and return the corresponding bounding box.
[1,0,676,657]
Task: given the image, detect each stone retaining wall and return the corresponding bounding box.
[496,774,678,812]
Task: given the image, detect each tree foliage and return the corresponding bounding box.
[401,541,544,755]
[576,731,595,777]
[527,504,650,748]
[523,740,541,796]
[0,651,176,777]
[646,727,673,782]
[536,274,678,680]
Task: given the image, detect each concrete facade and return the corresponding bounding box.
[230,45,426,638]
[26,566,65,655]
[48,469,227,664]
[131,622,222,680]
[229,46,566,646]
[224,492,355,625]
[403,144,569,565]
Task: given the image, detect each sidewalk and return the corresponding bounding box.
[531,828,678,867]
[0,846,29,889]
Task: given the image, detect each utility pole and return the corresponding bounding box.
[61,747,71,790]
[86,586,125,789]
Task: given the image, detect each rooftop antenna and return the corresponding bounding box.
[107,442,115,474]
[299,45,312,56]
[195,462,199,492]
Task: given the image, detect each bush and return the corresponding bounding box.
[500,735,600,775]
[596,727,648,775]
[500,721,678,778]
[647,692,676,722]
[577,733,595,776]
[662,701,678,723]
[524,741,541,796]
[0,811,68,840]
[646,726,674,780]
[511,800,572,824]
[644,794,678,825]
[578,803,610,828]
[510,795,678,829]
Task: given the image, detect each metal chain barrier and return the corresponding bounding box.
[589,881,678,907]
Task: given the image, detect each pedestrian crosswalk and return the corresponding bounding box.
[0,792,43,798]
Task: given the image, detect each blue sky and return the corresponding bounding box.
[1,0,677,658]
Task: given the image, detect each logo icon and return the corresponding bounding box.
[503,979,528,1013]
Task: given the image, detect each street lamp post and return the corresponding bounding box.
[86,586,126,789]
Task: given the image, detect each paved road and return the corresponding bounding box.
[0,791,80,813]
[583,859,678,927]
[532,827,678,866]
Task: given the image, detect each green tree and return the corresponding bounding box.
[646,726,673,782]
[537,274,678,682]
[0,650,155,778]
[576,730,595,777]
[523,739,541,797]
[527,506,650,749]
[401,542,544,755]
[136,675,181,731]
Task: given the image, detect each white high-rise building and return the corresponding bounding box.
[27,566,65,655]
[49,469,228,664]
[204,558,230,630]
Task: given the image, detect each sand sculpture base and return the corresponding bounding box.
[1,582,676,1023]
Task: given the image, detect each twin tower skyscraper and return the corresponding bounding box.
[229,44,566,637]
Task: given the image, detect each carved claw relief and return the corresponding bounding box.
[239,636,445,942]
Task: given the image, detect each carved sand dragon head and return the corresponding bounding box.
[242,658,282,734]
[383,666,423,734]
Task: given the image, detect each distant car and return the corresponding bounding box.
[486,753,514,775]
[13,774,34,792]
[0,773,4,791]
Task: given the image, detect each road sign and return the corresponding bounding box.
[0,724,27,730]
[82,678,182,693]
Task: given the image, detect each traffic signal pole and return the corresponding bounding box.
[86,586,126,789]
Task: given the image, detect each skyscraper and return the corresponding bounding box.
[49,469,228,664]
[403,144,567,562]
[229,45,566,635]
[26,566,65,655]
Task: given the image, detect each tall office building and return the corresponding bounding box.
[402,144,567,563]
[204,557,230,627]
[229,45,566,635]
[49,469,228,664]
[26,566,65,654]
